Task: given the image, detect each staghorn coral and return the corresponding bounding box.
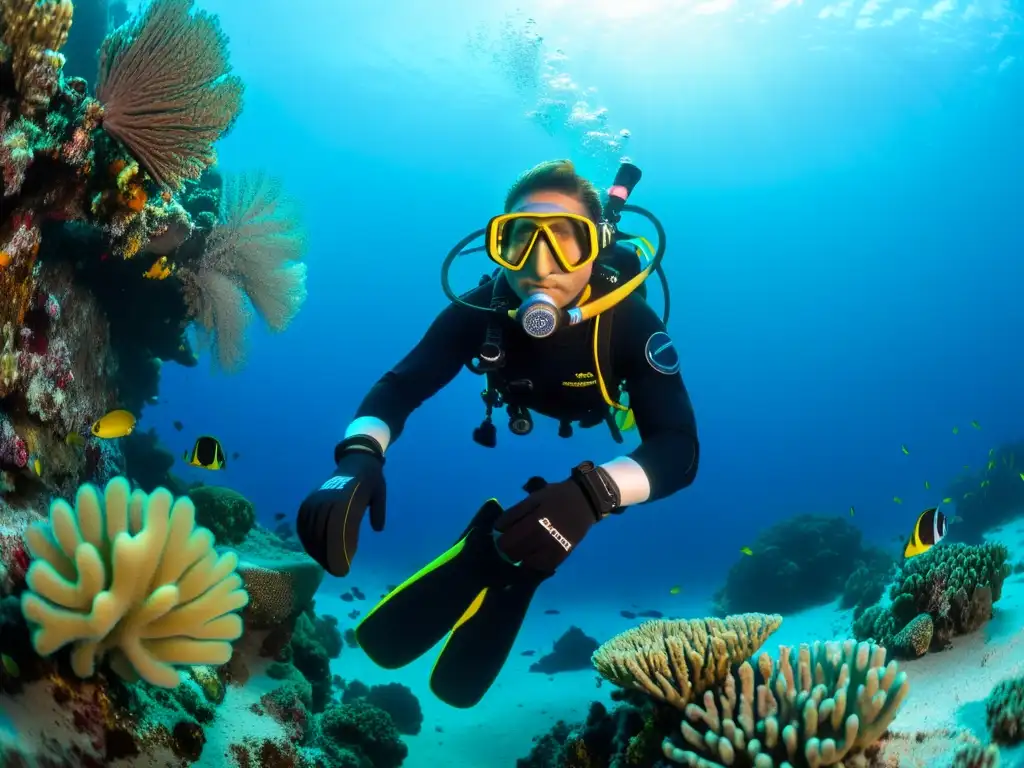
[178,170,308,370]
[20,475,249,687]
[986,674,1024,745]
[592,613,783,709]
[95,0,244,190]
[662,640,909,768]
[0,0,73,115]
[853,542,1010,656]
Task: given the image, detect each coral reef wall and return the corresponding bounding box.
[0,0,308,529]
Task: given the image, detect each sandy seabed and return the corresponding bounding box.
[2,521,1024,767]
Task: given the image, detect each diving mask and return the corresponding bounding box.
[486,203,601,274]
[440,161,668,340]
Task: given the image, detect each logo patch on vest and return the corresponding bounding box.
[644,331,680,375]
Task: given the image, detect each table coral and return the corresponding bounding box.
[592,613,783,709]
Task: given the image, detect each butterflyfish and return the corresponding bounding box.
[904,507,948,559]
[183,435,227,470]
[91,409,136,438]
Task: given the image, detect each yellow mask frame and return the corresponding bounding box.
[485,211,600,274]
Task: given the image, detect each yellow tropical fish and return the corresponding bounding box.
[669,585,681,595]
[987,460,996,472]
[1,653,18,678]
[143,255,175,280]
[942,497,953,504]
[981,479,990,488]
[91,409,136,438]
[893,496,903,504]
[971,421,981,430]
[32,457,41,476]
[901,445,910,455]
[952,426,959,435]
[1019,472,1024,482]
[740,547,753,556]
[849,505,855,517]
[964,491,975,499]
[924,480,930,490]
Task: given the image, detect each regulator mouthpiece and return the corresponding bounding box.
[517,293,561,338]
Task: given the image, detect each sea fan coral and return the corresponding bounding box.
[95,0,244,189]
[178,170,308,370]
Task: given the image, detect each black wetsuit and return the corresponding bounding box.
[355,273,700,502]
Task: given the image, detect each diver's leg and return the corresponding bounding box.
[355,500,508,669]
[428,567,551,708]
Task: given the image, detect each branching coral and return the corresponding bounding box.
[662,640,909,768]
[178,170,308,370]
[20,475,249,687]
[95,0,244,190]
[853,542,1010,657]
[592,613,783,709]
[0,0,73,115]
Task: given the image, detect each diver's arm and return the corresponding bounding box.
[604,298,699,504]
[344,301,483,450]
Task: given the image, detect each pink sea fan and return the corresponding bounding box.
[179,171,308,371]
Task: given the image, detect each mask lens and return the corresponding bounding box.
[493,214,595,271]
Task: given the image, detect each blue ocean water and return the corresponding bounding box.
[145,0,1023,616]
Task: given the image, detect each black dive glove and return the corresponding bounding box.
[493,462,622,573]
[296,435,387,577]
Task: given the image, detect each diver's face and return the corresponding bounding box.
[503,191,595,309]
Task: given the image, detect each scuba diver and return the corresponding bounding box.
[296,159,699,709]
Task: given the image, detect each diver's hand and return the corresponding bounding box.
[296,435,387,577]
[492,475,603,572]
